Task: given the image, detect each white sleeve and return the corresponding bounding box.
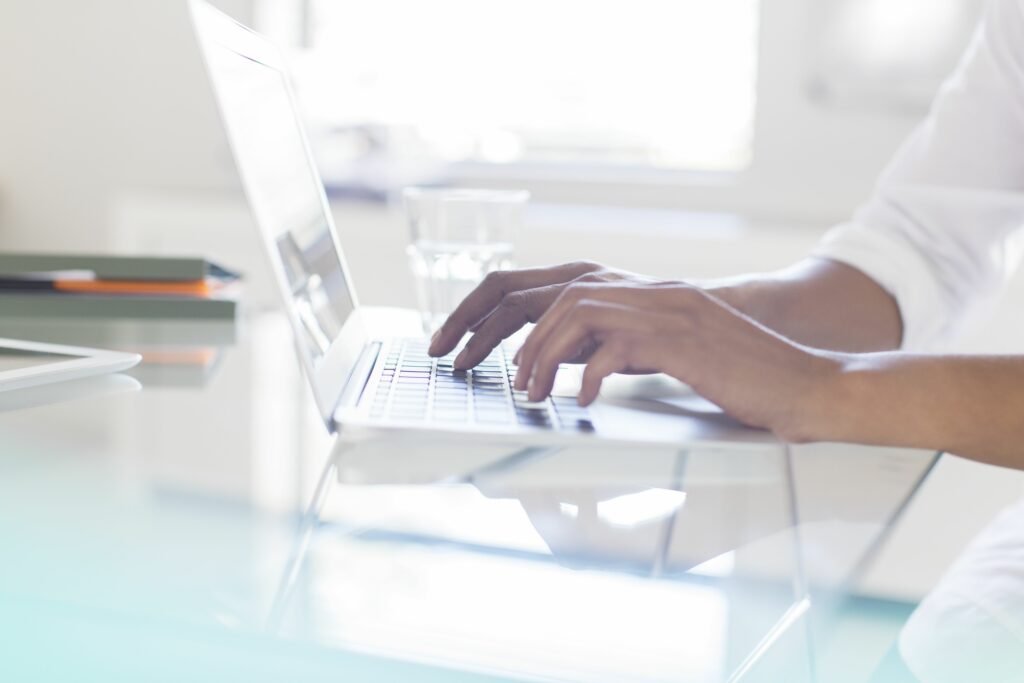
[812,0,1024,350]
[898,497,1024,682]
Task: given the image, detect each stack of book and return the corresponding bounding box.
[0,253,241,320]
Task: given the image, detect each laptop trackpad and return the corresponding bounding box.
[551,368,708,404]
[549,365,583,397]
[552,368,725,416]
[597,373,728,417]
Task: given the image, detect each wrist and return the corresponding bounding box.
[704,279,762,317]
[703,274,792,327]
[783,352,862,443]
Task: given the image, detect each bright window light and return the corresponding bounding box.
[827,0,968,73]
[559,502,580,519]
[286,0,760,173]
[812,0,984,109]
[596,488,687,528]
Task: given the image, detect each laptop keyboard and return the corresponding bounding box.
[365,339,594,431]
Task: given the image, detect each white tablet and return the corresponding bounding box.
[0,337,141,392]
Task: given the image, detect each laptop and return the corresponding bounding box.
[190,1,770,449]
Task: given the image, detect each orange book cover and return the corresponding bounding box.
[53,279,221,297]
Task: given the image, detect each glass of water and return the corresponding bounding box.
[403,187,529,335]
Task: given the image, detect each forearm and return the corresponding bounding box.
[800,353,1024,469]
[707,258,904,353]
[702,261,1024,466]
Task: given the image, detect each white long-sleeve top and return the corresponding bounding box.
[813,0,1024,350]
[818,6,1024,679]
[899,497,1024,682]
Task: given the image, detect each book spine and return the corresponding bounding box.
[0,255,210,281]
[0,293,238,320]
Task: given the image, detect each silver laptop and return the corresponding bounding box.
[190,1,769,449]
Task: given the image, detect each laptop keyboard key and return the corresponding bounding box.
[365,340,591,431]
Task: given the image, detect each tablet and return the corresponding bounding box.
[0,337,141,392]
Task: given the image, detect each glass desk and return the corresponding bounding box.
[0,313,938,682]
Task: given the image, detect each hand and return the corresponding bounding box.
[514,281,842,439]
[427,261,662,368]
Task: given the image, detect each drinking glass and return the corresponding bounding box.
[403,187,529,335]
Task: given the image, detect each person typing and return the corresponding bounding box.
[431,0,1024,471]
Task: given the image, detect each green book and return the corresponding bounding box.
[0,253,239,282]
[0,290,239,320]
[0,316,239,346]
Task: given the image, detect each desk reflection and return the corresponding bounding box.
[0,312,938,683]
[264,439,813,683]
[0,373,140,415]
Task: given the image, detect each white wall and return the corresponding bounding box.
[0,0,248,252]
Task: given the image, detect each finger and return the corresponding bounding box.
[527,302,662,401]
[428,262,600,357]
[516,341,592,368]
[578,335,665,404]
[516,283,696,391]
[578,338,632,406]
[467,279,611,334]
[507,276,598,368]
[452,285,560,369]
[513,280,612,389]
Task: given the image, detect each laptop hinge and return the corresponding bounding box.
[336,341,382,414]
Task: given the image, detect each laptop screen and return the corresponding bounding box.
[207,43,355,366]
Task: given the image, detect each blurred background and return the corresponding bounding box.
[0,0,1005,329]
[2,2,1024,661]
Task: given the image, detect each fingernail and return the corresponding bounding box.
[428,330,441,355]
[453,350,467,369]
[512,349,522,365]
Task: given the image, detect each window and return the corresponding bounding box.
[269,0,760,178]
